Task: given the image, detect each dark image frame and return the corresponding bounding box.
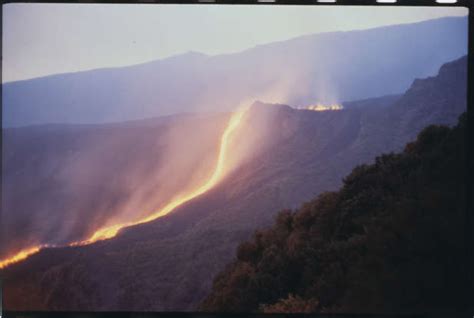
[0,0,472,317]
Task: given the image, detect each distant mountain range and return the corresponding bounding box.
[1,55,467,311]
[3,16,467,127]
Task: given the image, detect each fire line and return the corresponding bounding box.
[0,108,247,270]
[74,107,246,245]
[0,246,42,269]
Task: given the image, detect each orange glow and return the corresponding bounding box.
[303,103,343,111]
[0,108,247,268]
[75,108,246,244]
[0,246,42,269]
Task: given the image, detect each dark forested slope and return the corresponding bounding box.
[200,113,469,313]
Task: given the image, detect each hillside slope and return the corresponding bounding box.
[1,113,229,259]
[1,56,467,311]
[200,112,469,313]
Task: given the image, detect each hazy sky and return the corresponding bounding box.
[2,4,468,83]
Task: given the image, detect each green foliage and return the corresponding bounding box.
[200,113,468,313]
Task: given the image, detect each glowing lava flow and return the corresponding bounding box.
[76,108,246,245]
[303,103,343,111]
[0,109,247,268]
[0,108,248,271]
[70,110,245,246]
[0,246,42,269]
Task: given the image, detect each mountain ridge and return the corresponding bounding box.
[3,16,467,127]
[4,16,464,85]
[1,55,467,311]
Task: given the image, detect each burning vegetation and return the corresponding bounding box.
[300,103,343,111]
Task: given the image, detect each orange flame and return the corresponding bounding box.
[303,103,343,111]
[0,108,248,268]
[75,107,246,245]
[0,246,42,269]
